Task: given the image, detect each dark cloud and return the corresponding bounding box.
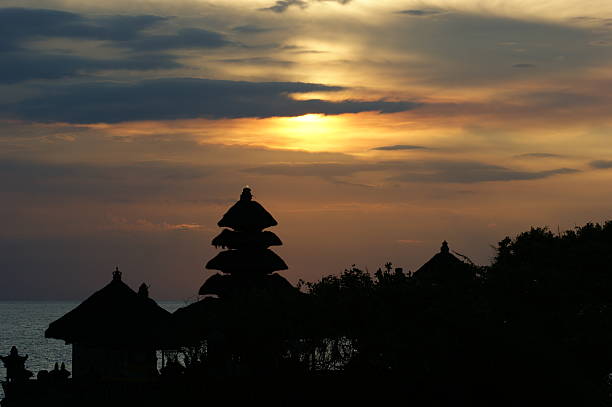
[371,145,428,151]
[397,9,446,16]
[123,28,232,51]
[232,25,273,34]
[590,160,612,169]
[280,45,328,54]
[516,153,564,158]
[0,8,232,82]
[218,57,293,66]
[0,7,230,51]
[0,52,181,84]
[0,8,167,50]
[389,161,577,183]
[512,63,537,68]
[260,0,351,13]
[7,78,420,123]
[260,0,308,13]
[248,160,579,184]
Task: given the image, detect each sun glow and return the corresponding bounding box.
[288,114,325,123]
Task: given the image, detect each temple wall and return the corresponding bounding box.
[72,344,157,381]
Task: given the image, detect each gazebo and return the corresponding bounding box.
[45,268,171,381]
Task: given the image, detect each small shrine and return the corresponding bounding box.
[45,267,172,381]
[0,347,32,383]
[199,187,295,297]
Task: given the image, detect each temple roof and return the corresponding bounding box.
[413,241,475,284]
[45,268,171,347]
[218,188,277,231]
[199,272,296,297]
[212,229,282,250]
[205,249,288,274]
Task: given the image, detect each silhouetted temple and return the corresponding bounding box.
[413,240,476,286]
[45,268,171,380]
[1,190,498,407]
[199,187,294,298]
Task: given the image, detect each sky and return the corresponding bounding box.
[1,0,612,300]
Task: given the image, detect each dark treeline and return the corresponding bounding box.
[169,221,612,406]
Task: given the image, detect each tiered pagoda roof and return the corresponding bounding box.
[200,187,293,297]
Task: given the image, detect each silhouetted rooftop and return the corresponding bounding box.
[413,241,475,283]
[206,249,288,274]
[199,272,296,297]
[218,188,277,231]
[45,268,171,347]
[212,229,282,249]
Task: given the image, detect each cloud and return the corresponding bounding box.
[0,52,182,84]
[590,160,612,169]
[232,25,273,34]
[512,63,536,68]
[102,216,208,233]
[0,8,167,50]
[388,162,578,183]
[260,0,308,13]
[0,8,232,82]
[516,153,564,158]
[0,7,230,51]
[218,57,293,66]
[123,28,232,51]
[248,160,579,184]
[260,0,351,13]
[397,9,446,17]
[8,78,421,123]
[371,145,428,151]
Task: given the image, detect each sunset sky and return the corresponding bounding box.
[2,0,612,300]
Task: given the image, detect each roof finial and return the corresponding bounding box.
[112,266,122,281]
[240,186,252,201]
[138,283,149,298]
[441,241,449,254]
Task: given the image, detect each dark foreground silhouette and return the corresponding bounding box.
[3,189,612,406]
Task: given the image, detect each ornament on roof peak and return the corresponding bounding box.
[112,266,122,281]
[240,186,252,201]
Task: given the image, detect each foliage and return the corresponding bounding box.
[174,221,612,405]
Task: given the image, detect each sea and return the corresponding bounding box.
[0,301,185,399]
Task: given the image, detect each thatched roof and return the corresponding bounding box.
[212,229,282,249]
[413,241,475,284]
[218,188,277,231]
[198,272,296,297]
[45,269,171,347]
[205,249,288,274]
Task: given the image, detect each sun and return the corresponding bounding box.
[288,114,325,123]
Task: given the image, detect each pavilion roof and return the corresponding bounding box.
[45,269,171,347]
[413,241,476,284]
